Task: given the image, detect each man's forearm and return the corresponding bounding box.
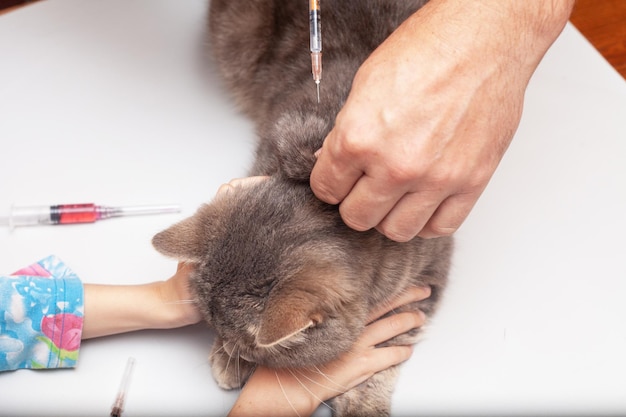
[400,0,575,78]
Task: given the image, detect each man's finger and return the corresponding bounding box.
[338,174,408,232]
[417,191,480,238]
[375,190,444,242]
[310,136,364,205]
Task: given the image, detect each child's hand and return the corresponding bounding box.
[83,263,202,339]
[156,262,203,328]
[228,286,432,417]
[283,286,430,401]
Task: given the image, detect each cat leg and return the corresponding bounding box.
[208,338,256,390]
[331,365,399,417]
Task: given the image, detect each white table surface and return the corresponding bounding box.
[1,1,625,416]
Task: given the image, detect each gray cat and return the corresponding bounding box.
[152,0,452,415]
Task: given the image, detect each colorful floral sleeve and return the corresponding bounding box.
[0,255,84,372]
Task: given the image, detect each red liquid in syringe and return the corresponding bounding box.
[51,203,100,224]
[1,203,181,228]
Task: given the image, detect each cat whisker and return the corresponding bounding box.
[275,370,302,417]
[163,299,196,305]
[249,362,258,381]
[296,365,348,393]
[208,342,226,362]
[277,341,294,350]
[261,344,281,357]
[236,345,243,389]
[223,343,234,376]
[288,368,336,413]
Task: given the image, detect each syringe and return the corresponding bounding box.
[0,202,181,229]
[110,357,136,417]
[309,0,322,103]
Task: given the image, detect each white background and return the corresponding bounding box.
[0,1,625,416]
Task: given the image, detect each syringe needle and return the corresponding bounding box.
[111,357,135,417]
[316,82,320,103]
[309,0,322,103]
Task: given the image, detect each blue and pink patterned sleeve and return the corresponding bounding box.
[0,255,84,372]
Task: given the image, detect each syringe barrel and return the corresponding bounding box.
[0,204,99,228]
[309,0,321,52]
[1,205,54,227]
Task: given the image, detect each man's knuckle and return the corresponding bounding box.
[386,161,423,185]
[428,223,457,237]
[340,209,372,232]
[381,226,415,242]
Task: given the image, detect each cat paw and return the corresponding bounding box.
[209,343,255,390]
[331,367,397,417]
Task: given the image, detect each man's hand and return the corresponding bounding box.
[311,0,574,241]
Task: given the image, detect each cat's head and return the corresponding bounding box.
[152,177,374,367]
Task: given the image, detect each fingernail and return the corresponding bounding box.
[314,148,322,158]
[418,285,432,298]
[418,310,427,322]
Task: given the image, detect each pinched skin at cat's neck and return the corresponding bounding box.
[152,0,448,416]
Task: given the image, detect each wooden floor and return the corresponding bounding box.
[1,0,625,79]
[570,0,626,79]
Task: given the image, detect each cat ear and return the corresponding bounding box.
[256,289,323,348]
[152,207,211,263]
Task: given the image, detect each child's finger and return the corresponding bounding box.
[366,286,431,323]
[217,176,270,196]
[371,344,414,369]
[343,344,415,389]
[359,310,426,347]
